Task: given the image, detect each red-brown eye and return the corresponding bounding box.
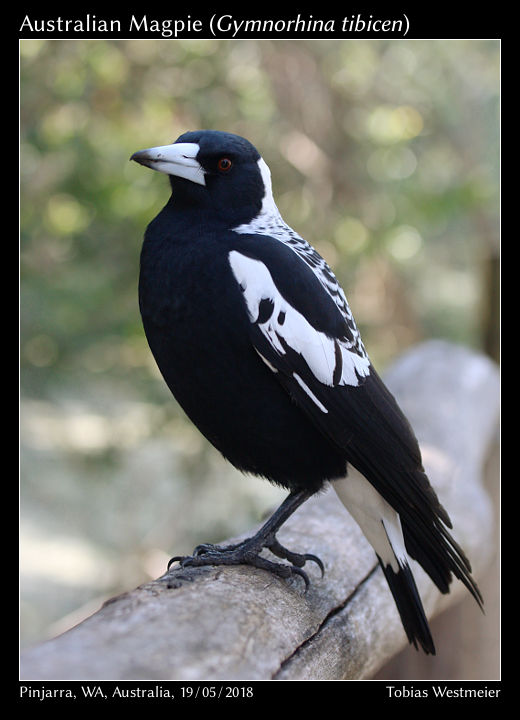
[217,157,232,172]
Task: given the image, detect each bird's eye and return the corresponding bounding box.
[217,157,232,172]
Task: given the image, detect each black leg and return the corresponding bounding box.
[167,490,323,589]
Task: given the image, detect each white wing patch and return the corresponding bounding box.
[228,251,370,403]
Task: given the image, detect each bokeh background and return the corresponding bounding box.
[20,39,499,668]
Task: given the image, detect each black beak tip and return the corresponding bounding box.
[130,150,148,166]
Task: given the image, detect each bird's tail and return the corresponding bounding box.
[334,469,484,655]
[401,513,484,610]
[377,555,435,654]
[334,473,437,654]
[381,507,484,655]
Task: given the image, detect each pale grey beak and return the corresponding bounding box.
[130,142,205,186]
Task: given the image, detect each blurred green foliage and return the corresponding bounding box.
[20,39,499,647]
[21,39,499,394]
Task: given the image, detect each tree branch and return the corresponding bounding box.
[20,341,499,680]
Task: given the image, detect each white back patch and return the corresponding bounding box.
[257,158,279,217]
[233,158,283,236]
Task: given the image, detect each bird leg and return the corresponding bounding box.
[167,490,323,590]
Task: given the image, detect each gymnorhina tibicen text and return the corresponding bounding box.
[131,130,482,655]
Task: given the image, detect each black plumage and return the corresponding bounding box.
[131,130,482,655]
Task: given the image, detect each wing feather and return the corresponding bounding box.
[228,250,370,391]
[227,241,481,605]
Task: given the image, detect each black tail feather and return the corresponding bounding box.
[349,440,484,612]
[378,555,436,655]
[402,516,484,610]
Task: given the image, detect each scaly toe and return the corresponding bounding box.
[266,538,325,577]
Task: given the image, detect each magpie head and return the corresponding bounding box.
[131,130,275,227]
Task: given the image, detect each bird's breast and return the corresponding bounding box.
[137,225,347,487]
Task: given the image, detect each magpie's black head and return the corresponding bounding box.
[131,130,273,228]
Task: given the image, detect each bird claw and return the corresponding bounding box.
[166,534,323,591]
[265,538,325,577]
[167,555,185,571]
[168,540,242,568]
[303,553,325,578]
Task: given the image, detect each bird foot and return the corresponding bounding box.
[167,534,324,591]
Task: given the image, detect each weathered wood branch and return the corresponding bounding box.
[20,341,499,680]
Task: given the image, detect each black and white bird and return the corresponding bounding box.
[131,130,482,655]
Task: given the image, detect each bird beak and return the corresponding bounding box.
[130,142,206,186]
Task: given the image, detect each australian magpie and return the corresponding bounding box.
[131,130,482,655]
